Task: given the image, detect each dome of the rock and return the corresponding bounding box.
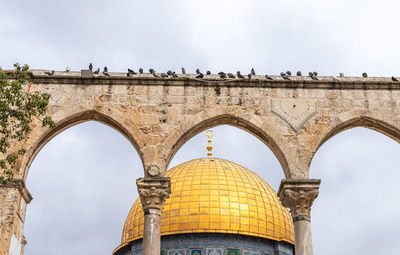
[114,157,294,255]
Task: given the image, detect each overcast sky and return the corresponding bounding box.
[1,1,400,255]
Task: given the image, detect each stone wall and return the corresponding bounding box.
[0,70,399,254]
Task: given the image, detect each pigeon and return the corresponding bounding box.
[44,70,54,75]
[149,69,158,77]
[172,72,179,78]
[237,71,244,79]
[218,72,227,78]
[286,71,292,76]
[139,68,143,74]
[392,76,399,82]
[362,72,368,78]
[227,73,235,78]
[89,63,93,71]
[251,68,256,75]
[265,74,273,80]
[161,73,168,78]
[247,73,252,79]
[181,67,186,74]
[196,73,204,79]
[309,72,318,80]
[127,72,131,77]
[280,72,290,80]
[103,67,109,76]
[296,71,302,76]
[167,70,173,76]
[66,67,70,72]
[196,69,200,74]
[206,71,211,75]
[93,68,100,74]
[128,68,136,75]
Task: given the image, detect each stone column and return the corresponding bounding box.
[137,177,171,255]
[278,179,320,255]
[0,179,32,255]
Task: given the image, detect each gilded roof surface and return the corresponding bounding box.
[120,158,294,247]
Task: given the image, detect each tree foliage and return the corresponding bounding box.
[0,63,55,183]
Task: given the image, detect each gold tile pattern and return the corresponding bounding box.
[121,158,294,246]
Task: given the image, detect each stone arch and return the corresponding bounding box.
[317,116,400,150]
[20,110,144,180]
[309,116,400,169]
[165,114,291,178]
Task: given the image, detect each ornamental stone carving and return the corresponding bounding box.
[137,177,171,212]
[277,179,321,221]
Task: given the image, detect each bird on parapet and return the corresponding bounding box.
[196,72,204,79]
[309,72,318,80]
[45,70,54,75]
[171,72,179,78]
[128,69,136,75]
[181,67,186,74]
[139,68,143,74]
[286,71,292,76]
[161,73,168,78]
[206,71,211,75]
[392,76,399,82]
[251,68,256,75]
[247,73,252,79]
[265,74,273,80]
[89,63,93,71]
[280,72,290,80]
[296,71,302,76]
[149,69,159,77]
[93,68,100,74]
[237,71,244,79]
[167,70,173,76]
[218,72,227,78]
[362,72,368,78]
[227,73,235,78]
[196,69,201,74]
[103,67,109,76]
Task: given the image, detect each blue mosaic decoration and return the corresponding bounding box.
[227,249,240,255]
[190,249,202,255]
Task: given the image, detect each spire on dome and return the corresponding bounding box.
[205,130,214,158]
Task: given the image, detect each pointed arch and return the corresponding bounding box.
[21,110,144,179]
[165,114,291,178]
[316,116,400,152]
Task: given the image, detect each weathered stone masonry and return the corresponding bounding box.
[1,70,399,255]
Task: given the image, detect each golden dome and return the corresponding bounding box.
[119,158,294,250]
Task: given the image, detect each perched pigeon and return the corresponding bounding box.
[66,67,70,72]
[247,73,252,79]
[227,73,235,78]
[161,73,168,78]
[128,68,136,75]
[167,70,173,75]
[362,72,368,78]
[218,72,227,78]
[149,68,155,74]
[286,71,292,76]
[93,68,100,74]
[127,72,131,77]
[89,63,93,71]
[313,71,318,76]
[280,72,290,80]
[309,71,318,80]
[196,73,204,79]
[251,68,255,75]
[196,69,200,74]
[139,68,143,74]
[311,75,318,80]
[103,67,109,76]
[296,71,302,76]
[265,74,273,80]
[45,70,54,75]
[237,71,244,79]
[392,76,399,82]
[206,71,211,75]
[172,72,179,78]
[181,67,186,74]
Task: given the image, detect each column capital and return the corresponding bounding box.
[278,179,320,221]
[137,177,171,212]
